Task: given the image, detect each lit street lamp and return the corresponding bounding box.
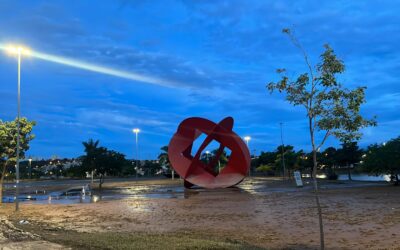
[6,45,31,212]
[244,136,251,147]
[132,128,140,179]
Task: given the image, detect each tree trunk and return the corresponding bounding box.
[0,176,4,204]
[347,163,352,181]
[0,181,3,204]
[99,174,104,190]
[0,163,7,204]
[309,116,325,250]
[312,149,325,250]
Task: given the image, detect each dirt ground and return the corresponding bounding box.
[0,177,399,249]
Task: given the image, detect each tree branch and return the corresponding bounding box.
[286,32,314,82]
[317,130,331,152]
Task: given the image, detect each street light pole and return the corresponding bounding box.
[28,157,32,179]
[205,150,210,163]
[5,45,30,212]
[280,122,286,180]
[15,50,22,211]
[132,128,140,179]
[244,136,251,177]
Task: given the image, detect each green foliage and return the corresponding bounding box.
[81,139,99,172]
[363,137,400,184]
[158,146,170,168]
[320,147,337,167]
[95,149,125,177]
[81,139,126,187]
[274,145,298,173]
[320,147,338,179]
[141,160,161,176]
[252,151,276,169]
[211,149,229,165]
[267,29,376,249]
[209,149,229,172]
[267,29,376,148]
[252,146,316,176]
[295,150,314,173]
[256,164,273,175]
[0,117,36,203]
[336,141,363,166]
[0,117,36,164]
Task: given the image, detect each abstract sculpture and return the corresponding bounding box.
[168,117,250,189]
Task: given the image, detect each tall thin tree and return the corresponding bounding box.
[267,29,376,249]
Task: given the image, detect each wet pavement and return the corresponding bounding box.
[1,177,389,205]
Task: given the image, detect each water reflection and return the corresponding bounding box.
[337,174,390,181]
[302,173,390,182]
[91,195,100,203]
[2,176,391,205]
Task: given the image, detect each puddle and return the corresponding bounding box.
[2,178,385,205]
[1,186,199,204]
[2,195,99,205]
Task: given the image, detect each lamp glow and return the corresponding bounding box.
[0,43,179,88]
[5,45,31,56]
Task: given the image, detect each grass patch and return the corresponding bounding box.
[51,231,263,250]
[16,223,264,250]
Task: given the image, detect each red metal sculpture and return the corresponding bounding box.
[168,117,250,189]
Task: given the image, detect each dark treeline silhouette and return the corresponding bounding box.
[252,136,400,185]
[3,137,398,187]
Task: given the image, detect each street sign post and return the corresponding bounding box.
[294,171,303,187]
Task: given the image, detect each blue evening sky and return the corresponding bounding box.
[0,1,399,159]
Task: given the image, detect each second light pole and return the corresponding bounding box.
[6,46,31,212]
[244,136,251,177]
[280,122,286,180]
[132,128,140,179]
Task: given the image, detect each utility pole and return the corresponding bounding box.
[28,157,32,179]
[7,46,30,211]
[132,128,140,179]
[280,122,286,180]
[244,136,251,177]
[15,50,21,211]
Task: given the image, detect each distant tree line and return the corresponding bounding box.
[362,137,400,184]
[2,134,399,188]
[78,139,165,189]
[1,120,398,192]
[1,136,165,192]
[251,137,400,185]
